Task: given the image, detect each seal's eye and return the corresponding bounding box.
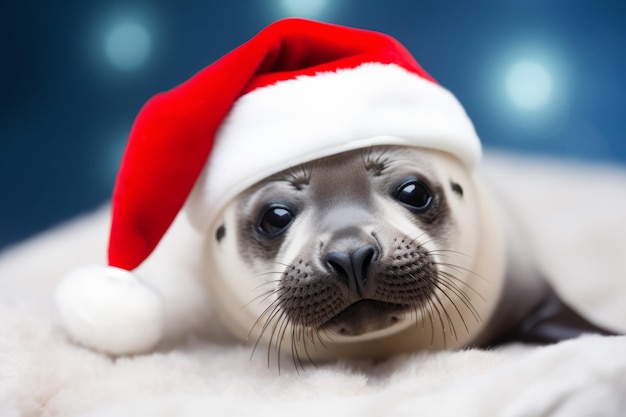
[395,179,433,213]
[258,204,295,237]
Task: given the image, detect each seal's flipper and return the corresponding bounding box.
[490,286,617,346]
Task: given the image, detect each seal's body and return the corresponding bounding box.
[200,146,612,362]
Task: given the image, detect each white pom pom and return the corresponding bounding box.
[55,265,164,355]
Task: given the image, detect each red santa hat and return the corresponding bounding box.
[55,18,481,355]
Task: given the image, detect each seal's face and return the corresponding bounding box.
[206,146,487,361]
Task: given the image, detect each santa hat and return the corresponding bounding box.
[55,18,481,355]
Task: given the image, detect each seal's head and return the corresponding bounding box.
[55,19,501,359]
[201,145,502,362]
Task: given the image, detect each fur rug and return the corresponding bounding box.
[1,152,625,417]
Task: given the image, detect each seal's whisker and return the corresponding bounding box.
[244,286,279,309]
[268,260,296,269]
[251,304,288,367]
[285,317,321,372]
[416,298,427,330]
[425,296,439,346]
[412,304,420,329]
[250,281,278,293]
[264,314,278,368]
[426,247,473,259]
[291,326,305,373]
[251,299,280,342]
[268,308,292,372]
[298,325,319,372]
[435,268,479,303]
[250,278,282,291]
[250,299,281,363]
[312,324,330,351]
[274,311,292,373]
[264,303,288,344]
[424,298,434,340]
[437,277,481,324]
[436,272,475,305]
[249,295,282,339]
[248,271,285,281]
[405,234,465,254]
[405,232,432,248]
[278,315,293,374]
[433,261,489,283]
[425,251,457,260]
[430,288,458,342]
[279,313,293,356]
[435,267,487,302]
[246,281,278,300]
[436,271,483,320]
[433,280,470,334]
[247,276,281,291]
[268,315,283,372]
[300,329,312,371]
[310,328,335,349]
[307,321,322,346]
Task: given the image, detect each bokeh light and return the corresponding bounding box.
[506,60,553,111]
[485,43,571,141]
[105,22,151,71]
[277,0,329,19]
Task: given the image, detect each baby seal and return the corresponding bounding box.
[202,146,613,363]
[55,18,615,360]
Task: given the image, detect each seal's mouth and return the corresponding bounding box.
[321,299,410,336]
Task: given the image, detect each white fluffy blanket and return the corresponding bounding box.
[1,153,626,417]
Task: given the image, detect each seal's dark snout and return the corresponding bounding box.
[325,244,378,296]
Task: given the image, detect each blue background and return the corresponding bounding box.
[2,1,625,249]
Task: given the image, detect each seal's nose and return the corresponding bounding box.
[325,244,378,296]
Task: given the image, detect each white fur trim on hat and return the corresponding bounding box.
[187,62,482,232]
[55,265,164,355]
